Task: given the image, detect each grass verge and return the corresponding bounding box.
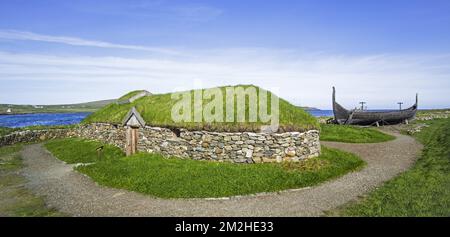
[336,118,450,216]
[0,127,19,137]
[45,138,124,164]
[0,144,63,216]
[45,138,365,198]
[320,124,395,143]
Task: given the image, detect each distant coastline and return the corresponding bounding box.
[0,111,92,116]
[0,99,116,115]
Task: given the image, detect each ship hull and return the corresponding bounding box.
[332,87,418,125]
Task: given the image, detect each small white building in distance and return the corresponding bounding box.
[6,108,12,113]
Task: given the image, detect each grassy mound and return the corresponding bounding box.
[83,85,319,132]
[45,138,365,198]
[320,124,395,143]
[338,118,450,216]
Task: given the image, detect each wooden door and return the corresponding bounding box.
[126,126,138,156]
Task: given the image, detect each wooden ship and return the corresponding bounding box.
[331,87,418,125]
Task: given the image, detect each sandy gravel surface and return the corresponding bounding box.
[20,129,422,217]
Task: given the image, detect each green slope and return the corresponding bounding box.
[83,85,319,132]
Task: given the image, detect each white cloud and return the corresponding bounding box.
[0,30,179,55]
[0,50,449,109]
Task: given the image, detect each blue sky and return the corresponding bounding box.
[0,0,449,109]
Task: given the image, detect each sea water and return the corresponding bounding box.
[0,112,91,128]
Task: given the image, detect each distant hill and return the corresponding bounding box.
[0,99,117,115]
[83,85,319,132]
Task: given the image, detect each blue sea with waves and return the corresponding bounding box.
[0,112,91,128]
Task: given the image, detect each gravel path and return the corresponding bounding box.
[20,129,422,217]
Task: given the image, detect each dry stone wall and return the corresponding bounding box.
[74,123,127,150]
[138,127,320,163]
[0,123,321,163]
[0,129,73,146]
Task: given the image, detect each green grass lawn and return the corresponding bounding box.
[45,138,124,164]
[45,138,365,198]
[83,85,319,132]
[337,118,450,216]
[320,124,395,143]
[0,145,63,216]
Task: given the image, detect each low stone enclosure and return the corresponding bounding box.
[0,123,321,163]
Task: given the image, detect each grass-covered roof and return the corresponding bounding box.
[83,85,319,132]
